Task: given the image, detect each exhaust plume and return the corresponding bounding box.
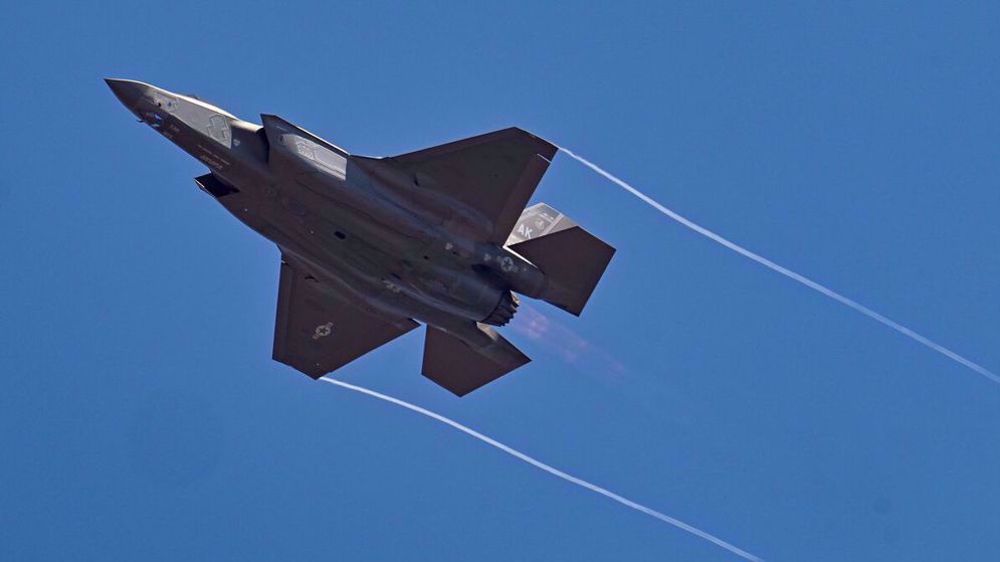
[510,303,627,381]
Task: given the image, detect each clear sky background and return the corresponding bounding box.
[2,2,999,561]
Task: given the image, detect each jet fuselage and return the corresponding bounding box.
[107,79,542,351]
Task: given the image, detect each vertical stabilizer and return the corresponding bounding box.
[506,203,615,316]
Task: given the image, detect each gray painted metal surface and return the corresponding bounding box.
[107,79,614,395]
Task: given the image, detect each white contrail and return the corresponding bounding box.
[320,376,763,562]
[558,147,1000,386]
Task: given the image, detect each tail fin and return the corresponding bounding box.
[422,325,530,396]
[506,203,615,316]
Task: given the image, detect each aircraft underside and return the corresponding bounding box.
[107,78,615,396]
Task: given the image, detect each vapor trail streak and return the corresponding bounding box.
[558,147,1000,386]
[320,377,763,562]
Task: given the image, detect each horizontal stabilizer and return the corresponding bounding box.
[507,203,615,316]
[422,326,529,396]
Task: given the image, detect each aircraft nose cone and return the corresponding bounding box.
[105,78,147,110]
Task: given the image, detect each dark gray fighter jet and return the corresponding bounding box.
[107,79,614,395]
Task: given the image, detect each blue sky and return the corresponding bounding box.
[2,2,999,560]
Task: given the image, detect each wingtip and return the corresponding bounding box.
[508,127,558,158]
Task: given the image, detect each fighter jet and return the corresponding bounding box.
[106,79,614,396]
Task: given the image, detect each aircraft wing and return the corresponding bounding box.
[385,128,558,243]
[272,255,419,378]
